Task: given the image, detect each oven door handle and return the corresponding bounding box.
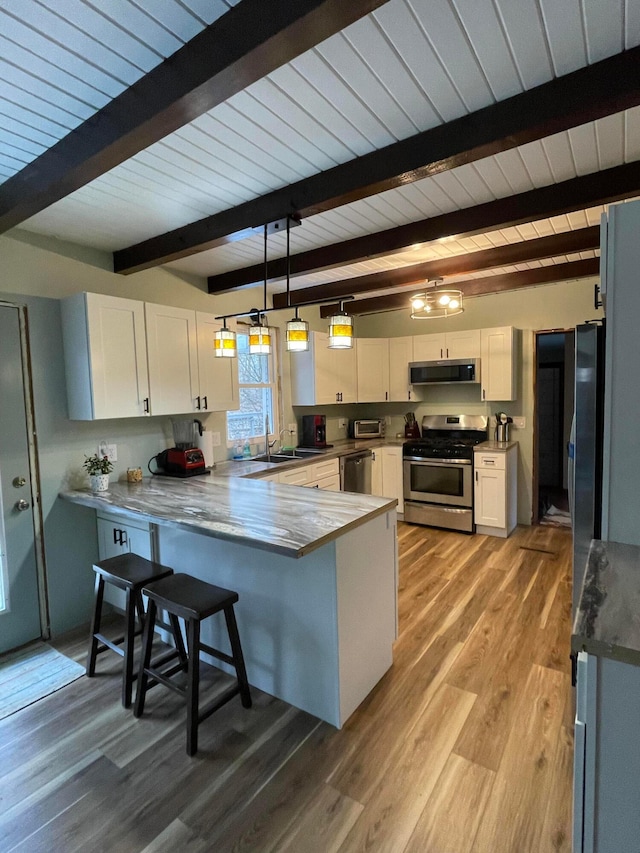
[403,456,472,465]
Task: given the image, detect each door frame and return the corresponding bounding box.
[0,300,50,642]
[531,327,575,525]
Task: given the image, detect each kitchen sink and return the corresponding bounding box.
[249,448,326,463]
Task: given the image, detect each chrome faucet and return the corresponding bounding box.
[265,414,271,462]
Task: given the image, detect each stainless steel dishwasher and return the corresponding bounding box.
[339,449,373,494]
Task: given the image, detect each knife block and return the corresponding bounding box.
[405,424,420,438]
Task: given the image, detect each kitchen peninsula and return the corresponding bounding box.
[61,476,398,728]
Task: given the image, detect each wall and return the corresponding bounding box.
[311,279,603,524]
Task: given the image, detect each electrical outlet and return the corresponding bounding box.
[288,423,297,434]
[338,418,346,429]
[385,415,391,426]
[512,417,525,429]
[211,431,221,447]
[97,442,117,462]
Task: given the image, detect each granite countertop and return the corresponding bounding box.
[60,476,396,559]
[572,539,640,665]
[474,440,518,452]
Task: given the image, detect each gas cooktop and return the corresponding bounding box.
[403,414,489,460]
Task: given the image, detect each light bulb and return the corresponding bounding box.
[449,298,459,309]
[411,296,425,310]
[438,293,451,306]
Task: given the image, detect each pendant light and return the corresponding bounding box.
[249,224,273,355]
[284,216,309,352]
[410,278,464,319]
[214,317,237,358]
[327,300,354,349]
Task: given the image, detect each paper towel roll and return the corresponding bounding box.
[197,430,214,468]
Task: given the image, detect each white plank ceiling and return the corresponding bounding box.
[2,0,639,301]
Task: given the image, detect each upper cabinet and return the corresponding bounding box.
[413,329,480,361]
[480,326,517,402]
[290,331,357,405]
[389,336,414,402]
[195,313,239,412]
[356,338,390,403]
[62,294,239,419]
[145,303,199,416]
[61,292,150,420]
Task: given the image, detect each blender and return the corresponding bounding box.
[150,419,208,477]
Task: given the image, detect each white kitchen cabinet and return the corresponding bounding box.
[474,444,517,537]
[96,511,153,609]
[371,448,383,497]
[356,338,390,402]
[290,331,357,405]
[372,446,404,515]
[389,336,414,402]
[381,446,404,515]
[61,292,150,420]
[480,326,517,402]
[266,457,340,490]
[195,313,239,412]
[145,302,199,415]
[413,329,480,361]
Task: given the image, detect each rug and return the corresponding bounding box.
[540,504,572,528]
[0,642,85,721]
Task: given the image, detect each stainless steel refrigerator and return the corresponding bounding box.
[571,320,605,616]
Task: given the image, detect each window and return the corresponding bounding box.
[227,331,279,444]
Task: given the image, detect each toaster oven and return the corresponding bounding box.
[349,419,385,439]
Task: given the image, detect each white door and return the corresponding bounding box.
[0,306,41,653]
[445,329,481,359]
[413,333,445,361]
[474,468,506,527]
[389,336,413,402]
[356,338,389,402]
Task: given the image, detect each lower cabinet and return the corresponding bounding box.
[259,458,340,490]
[96,511,153,609]
[473,444,517,537]
[372,446,404,515]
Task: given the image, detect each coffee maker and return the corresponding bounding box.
[300,414,332,448]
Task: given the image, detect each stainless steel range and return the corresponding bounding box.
[403,414,488,532]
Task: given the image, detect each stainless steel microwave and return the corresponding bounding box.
[409,358,480,385]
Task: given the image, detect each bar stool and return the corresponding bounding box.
[134,573,252,756]
[86,552,186,708]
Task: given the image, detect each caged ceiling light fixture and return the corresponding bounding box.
[410,278,464,319]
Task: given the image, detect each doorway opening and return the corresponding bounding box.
[533,330,575,527]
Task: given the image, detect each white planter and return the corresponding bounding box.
[89,473,110,492]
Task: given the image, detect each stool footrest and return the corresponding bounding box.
[94,632,126,658]
[199,641,235,667]
[198,684,241,724]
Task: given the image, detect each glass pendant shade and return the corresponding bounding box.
[286,317,309,352]
[328,312,354,348]
[249,323,272,354]
[214,325,237,358]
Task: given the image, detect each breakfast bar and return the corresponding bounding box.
[60,476,398,728]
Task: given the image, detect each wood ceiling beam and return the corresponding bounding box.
[114,45,640,275]
[272,226,599,309]
[0,0,389,235]
[211,161,640,292]
[318,258,600,317]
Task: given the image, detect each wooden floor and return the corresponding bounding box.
[0,522,574,852]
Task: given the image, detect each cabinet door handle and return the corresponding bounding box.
[195,396,201,410]
[440,348,443,358]
[446,348,449,358]
[202,395,208,410]
[113,528,118,544]
[475,472,478,482]
[385,391,388,401]
[408,390,411,400]
[482,389,486,400]
[143,397,149,414]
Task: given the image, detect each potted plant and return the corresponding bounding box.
[83,454,114,492]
